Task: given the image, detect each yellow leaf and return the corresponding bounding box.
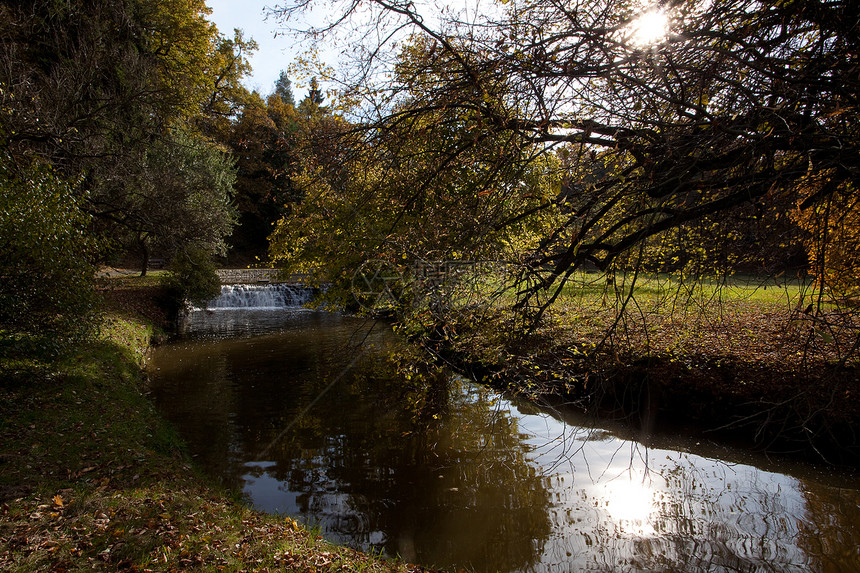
[52,494,64,507]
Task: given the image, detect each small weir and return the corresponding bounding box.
[181,283,318,337]
[202,284,315,310]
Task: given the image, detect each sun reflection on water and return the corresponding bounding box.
[601,475,658,536]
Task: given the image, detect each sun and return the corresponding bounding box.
[628,9,669,46]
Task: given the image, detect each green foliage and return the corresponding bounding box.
[297,77,326,116]
[269,39,562,311]
[196,27,258,139]
[274,70,296,106]
[160,247,222,310]
[0,155,99,353]
[93,128,238,273]
[1,0,249,271]
[134,0,255,124]
[225,92,301,257]
[0,0,248,158]
[144,130,238,257]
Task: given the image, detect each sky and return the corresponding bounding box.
[207,1,314,95]
[208,1,671,96]
[206,0,485,97]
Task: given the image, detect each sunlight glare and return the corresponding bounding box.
[628,9,669,46]
[602,477,657,535]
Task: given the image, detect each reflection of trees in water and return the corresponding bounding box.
[649,461,805,572]
[796,481,860,571]
[537,449,823,572]
[501,395,860,573]
[275,361,550,570]
[258,355,553,573]
[148,348,242,479]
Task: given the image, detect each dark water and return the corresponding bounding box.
[148,309,860,573]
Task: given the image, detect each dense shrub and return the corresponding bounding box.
[0,155,99,354]
[160,247,222,313]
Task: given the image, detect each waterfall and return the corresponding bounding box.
[200,284,315,310]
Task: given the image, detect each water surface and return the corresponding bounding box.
[149,309,860,572]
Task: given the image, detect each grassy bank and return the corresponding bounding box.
[0,279,431,572]
[413,271,860,466]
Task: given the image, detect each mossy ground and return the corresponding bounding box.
[0,276,434,572]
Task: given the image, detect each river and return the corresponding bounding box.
[147,305,859,572]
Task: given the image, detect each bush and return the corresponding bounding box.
[0,155,99,355]
[160,247,222,313]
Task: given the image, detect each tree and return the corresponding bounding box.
[269,39,562,309]
[270,0,859,318]
[160,246,223,313]
[274,70,296,106]
[0,0,246,160]
[0,0,249,270]
[0,154,99,350]
[225,91,303,258]
[1,0,164,165]
[197,28,259,141]
[794,182,860,300]
[298,77,327,116]
[90,129,238,275]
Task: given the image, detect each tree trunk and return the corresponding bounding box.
[139,236,149,277]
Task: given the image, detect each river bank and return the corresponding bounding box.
[430,338,860,467]
[412,290,860,468]
[0,278,436,572]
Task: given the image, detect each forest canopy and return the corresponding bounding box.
[268,0,859,320]
[0,0,251,343]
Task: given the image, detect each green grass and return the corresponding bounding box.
[428,268,813,312]
[543,271,855,364]
[420,268,855,371]
[554,270,810,305]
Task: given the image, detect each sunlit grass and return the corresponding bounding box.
[555,270,809,305]
[436,268,813,313]
[420,268,855,368]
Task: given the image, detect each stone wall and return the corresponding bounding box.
[215,268,280,285]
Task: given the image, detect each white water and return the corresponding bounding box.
[201,284,314,310]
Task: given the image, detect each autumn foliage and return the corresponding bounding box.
[794,183,860,300]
